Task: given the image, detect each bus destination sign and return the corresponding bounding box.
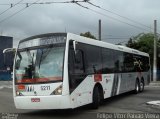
[19,36,66,49]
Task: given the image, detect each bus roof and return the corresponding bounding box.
[67,33,149,57]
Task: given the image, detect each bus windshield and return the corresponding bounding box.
[15,45,65,84]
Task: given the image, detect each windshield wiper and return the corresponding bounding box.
[38,46,53,69]
[25,49,35,78]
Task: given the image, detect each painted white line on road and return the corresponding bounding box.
[146,101,160,106]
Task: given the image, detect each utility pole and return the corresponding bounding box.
[99,19,101,41]
[153,20,157,82]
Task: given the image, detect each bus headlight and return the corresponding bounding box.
[16,91,20,96]
[16,91,23,96]
[50,85,62,95]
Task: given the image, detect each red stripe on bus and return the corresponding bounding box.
[17,77,62,83]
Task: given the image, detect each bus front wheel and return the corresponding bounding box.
[92,86,100,109]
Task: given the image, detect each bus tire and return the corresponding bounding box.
[134,79,140,94]
[100,89,104,105]
[139,79,144,92]
[92,86,100,109]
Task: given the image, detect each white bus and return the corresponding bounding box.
[11,33,150,109]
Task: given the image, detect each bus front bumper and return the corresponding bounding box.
[14,95,72,109]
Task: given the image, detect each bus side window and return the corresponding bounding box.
[74,50,85,73]
[68,41,85,93]
[68,49,85,74]
[123,53,134,72]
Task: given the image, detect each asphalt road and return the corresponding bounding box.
[0,86,160,119]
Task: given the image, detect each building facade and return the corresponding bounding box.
[0,36,13,80]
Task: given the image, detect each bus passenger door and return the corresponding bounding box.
[68,41,88,107]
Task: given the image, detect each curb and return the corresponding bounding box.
[148,81,160,87]
[0,81,12,89]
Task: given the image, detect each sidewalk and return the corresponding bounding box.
[0,81,12,89]
[149,81,160,87]
[146,81,160,107]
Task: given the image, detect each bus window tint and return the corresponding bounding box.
[102,49,114,73]
[102,49,124,73]
[82,44,102,74]
[123,53,134,72]
[68,42,85,92]
[133,55,150,72]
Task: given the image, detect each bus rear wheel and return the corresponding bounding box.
[139,79,144,92]
[134,79,140,94]
[92,86,100,109]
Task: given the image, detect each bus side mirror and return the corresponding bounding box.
[3,48,16,68]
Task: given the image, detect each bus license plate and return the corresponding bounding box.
[31,98,40,102]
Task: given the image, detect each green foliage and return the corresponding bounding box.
[126,33,154,54]
[80,32,96,39]
[126,33,155,66]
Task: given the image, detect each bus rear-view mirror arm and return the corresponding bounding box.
[3,48,17,54]
[3,48,16,67]
[73,41,78,55]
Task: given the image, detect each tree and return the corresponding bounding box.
[126,33,156,67]
[126,33,154,54]
[80,32,96,39]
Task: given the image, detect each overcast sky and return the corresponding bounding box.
[0,0,160,47]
